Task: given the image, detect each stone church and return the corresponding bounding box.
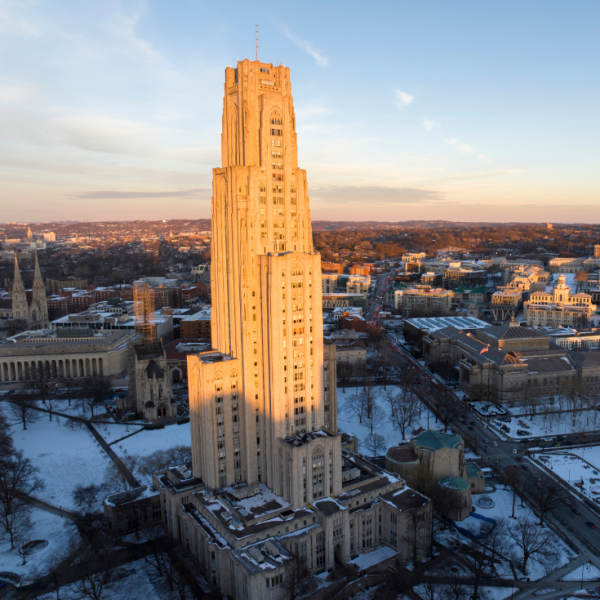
[123,343,177,421]
[9,252,49,330]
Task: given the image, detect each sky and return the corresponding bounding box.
[1,0,599,224]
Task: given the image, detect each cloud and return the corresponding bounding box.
[66,188,210,200]
[423,117,439,131]
[0,0,40,37]
[310,185,448,206]
[432,170,524,183]
[445,138,473,155]
[277,24,328,67]
[394,90,414,109]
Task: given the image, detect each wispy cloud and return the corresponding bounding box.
[394,90,414,109]
[431,169,524,183]
[277,23,328,67]
[310,185,447,206]
[423,117,439,131]
[445,138,473,155]
[0,0,40,37]
[67,188,210,200]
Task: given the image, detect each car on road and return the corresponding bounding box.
[516,456,523,462]
[483,438,489,443]
[512,448,518,454]
[562,498,572,505]
[586,521,596,529]
[521,465,529,471]
[468,426,474,431]
[571,508,580,515]
[493,441,499,446]
[469,421,476,426]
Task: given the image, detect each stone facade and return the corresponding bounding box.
[385,430,482,521]
[10,252,49,330]
[524,275,596,327]
[0,330,134,383]
[122,344,177,420]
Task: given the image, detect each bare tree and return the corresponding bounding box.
[392,392,421,439]
[72,566,114,600]
[0,450,42,550]
[59,376,81,407]
[502,465,526,518]
[27,363,55,420]
[434,392,461,432]
[507,517,559,575]
[0,408,14,462]
[337,362,353,393]
[383,388,398,419]
[360,384,380,419]
[528,479,564,526]
[81,375,111,418]
[461,519,508,600]
[72,483,104,510]
[7,397,40,430]
[363,433,386,456]
[363,403,385,437]
[441,562,470,600]
[345,390,367,424]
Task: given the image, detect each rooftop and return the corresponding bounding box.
[414,430,463,451]
[406,316,489,332]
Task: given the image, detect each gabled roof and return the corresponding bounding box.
[480,324,546,340]
[146,359,165,379]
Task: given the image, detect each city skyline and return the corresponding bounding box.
[1,0,599,223]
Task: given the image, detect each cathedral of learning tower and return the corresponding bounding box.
[189,59,338,501]
[153,61,431,599]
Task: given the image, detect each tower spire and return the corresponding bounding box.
[11,252,29,324]
[30,251,49,329]
[255,23,259,61]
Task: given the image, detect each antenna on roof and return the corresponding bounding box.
[255,23,259,61]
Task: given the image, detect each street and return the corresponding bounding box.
[365,279,600,571]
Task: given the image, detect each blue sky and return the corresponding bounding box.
[1,0,599,222]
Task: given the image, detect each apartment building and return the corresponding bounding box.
[394,287,453,316]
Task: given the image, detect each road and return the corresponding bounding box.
[372,323,600,572]
[366,272,392,324]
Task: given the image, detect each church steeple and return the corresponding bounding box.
[11,253,29,323]
[30,252,49,329]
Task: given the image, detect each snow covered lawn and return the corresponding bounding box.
[0,507,80,584]
[337,385,440,454]
[10,415,111,511]
[111,421,191,458]
[95,422,144,445]
[492,410,600,439]
[437,486,576,581]
[534,451,600,503]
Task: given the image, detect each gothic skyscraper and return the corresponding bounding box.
[154,61,431,599]
[188,59,338,499]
